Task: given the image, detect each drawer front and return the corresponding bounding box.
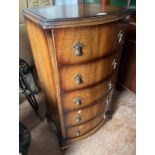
[54,22,120,65]
[59,52,120,91]
[64,98,108,127]
[61,75,116,111]
[66,114,104,139]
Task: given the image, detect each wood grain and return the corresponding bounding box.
[64,98,107,127]
[25,20,60,128]
[26,20,58,113]
[54,22,119,65]
[45,29,66,138]
[65,114,104,139]
[61,75,115,111]
[59,51,120,91]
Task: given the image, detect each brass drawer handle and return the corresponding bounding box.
[118,30,123,43]
[74,74,83,85]
[105,110,112,119]
[112,59,117,70]
[73,41,84,56]
[105,98,110,105]
[76,115,81,122]
[123,15,130,23]
[108,81,113,90]
[74,97,82,105]
[76,129,81,136]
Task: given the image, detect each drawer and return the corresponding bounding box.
[64,98,108,127]
[61,75,116,111]
[59,51,120,91]
[65,114,104,139]
[54,22,120,65]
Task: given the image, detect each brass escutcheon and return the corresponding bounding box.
[74,74,83,85]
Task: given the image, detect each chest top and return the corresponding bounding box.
[23,4,131,29]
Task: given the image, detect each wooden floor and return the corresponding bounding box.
[19,89,136,155]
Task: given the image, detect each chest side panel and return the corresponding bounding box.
[25,19,62,134]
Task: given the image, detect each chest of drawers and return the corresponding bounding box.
[23,4,131,148]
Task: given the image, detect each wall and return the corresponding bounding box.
[19,0,53,66]
[110,0,136,7]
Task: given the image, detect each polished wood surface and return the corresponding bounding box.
[61,75,115,112]
[64,97,107,127]
[23,4,131,28]
[66,114,104,139]
[24,4,128,21]
[54,22,119,65]
[25,19,61,131]
[59,51,120,91]
[24,4,130,148]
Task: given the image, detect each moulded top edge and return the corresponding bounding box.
[23,4,134,29]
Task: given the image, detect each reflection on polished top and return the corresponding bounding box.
[24,4,129,21]
[23,4,133,29]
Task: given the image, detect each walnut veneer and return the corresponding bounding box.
[23,3,131,148]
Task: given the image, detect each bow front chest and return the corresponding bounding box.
[23,4,130,148]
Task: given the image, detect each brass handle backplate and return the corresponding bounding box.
[74,97,82,105]
[105,98,110,105]
[76,129,81,136]
[76,115,81,122]
[73,41,84,56]
[108,81,113,90]
[112,59,117,70]
[74,74,83,85]
[118,30,123,43]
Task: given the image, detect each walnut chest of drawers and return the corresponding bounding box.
[23,4,131,148]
